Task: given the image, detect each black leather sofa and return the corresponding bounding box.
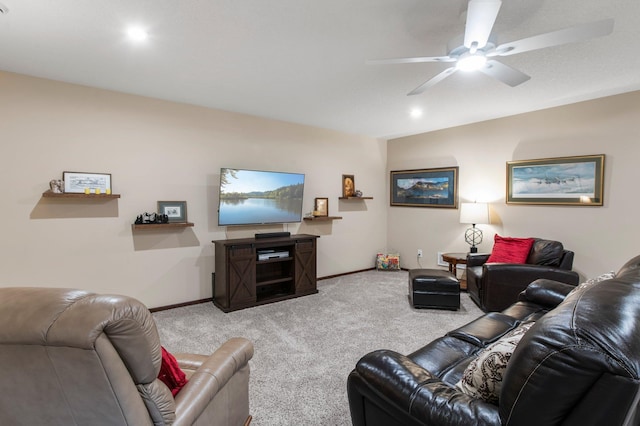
[347,254,640,426]
[466,238,579,312]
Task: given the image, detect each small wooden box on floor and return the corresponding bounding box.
[409,269,460,311]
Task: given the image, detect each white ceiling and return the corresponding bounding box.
[1,0,639,139]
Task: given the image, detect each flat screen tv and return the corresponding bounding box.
[217,168,305,226]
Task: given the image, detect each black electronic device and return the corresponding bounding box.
[255,231,291,239]
[257,250,290,260]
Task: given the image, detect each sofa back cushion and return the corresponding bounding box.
[527,239,564,266]
[486,235,535,264]
[499,254,640,425]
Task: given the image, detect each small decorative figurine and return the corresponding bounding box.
[49,179,64,193]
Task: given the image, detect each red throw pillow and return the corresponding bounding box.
[158,346,188,396]
[486,235,535,264]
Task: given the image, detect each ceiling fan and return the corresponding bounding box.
[368,0,614,95]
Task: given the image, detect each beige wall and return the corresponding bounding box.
[387,90,640,280]
[0,71,387,308]
[2,70,638,308]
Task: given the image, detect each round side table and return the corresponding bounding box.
[441,252,468,290]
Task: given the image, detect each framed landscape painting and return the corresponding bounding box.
[390,167,458,208]
[506,154,604,206]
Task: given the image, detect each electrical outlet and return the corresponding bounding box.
[417,249,423,258]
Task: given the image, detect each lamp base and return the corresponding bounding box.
[465,226,483,255]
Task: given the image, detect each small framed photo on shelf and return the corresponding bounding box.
[63,171,112,194]
[158,201,188,223]
[313,197,329,217]
[342,174,355,197]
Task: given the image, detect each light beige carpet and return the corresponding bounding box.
[153,269,483,425]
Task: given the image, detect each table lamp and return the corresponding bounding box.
[460,202,489,253]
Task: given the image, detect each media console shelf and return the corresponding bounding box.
[212,234,319,312]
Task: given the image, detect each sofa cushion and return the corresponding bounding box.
[527,239,564,266]
[456,321,534,405]
[486,235,535,264]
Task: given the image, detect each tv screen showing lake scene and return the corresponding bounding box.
[218,168,305,226]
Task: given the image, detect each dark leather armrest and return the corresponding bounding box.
[483,263,579,286]
[353,350,500,426]
[519,278,577,308]
[467,253,491,267]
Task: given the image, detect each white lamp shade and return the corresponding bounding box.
[460,203,489,225]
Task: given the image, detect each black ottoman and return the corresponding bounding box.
[409,269,460,310]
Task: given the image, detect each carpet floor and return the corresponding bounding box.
[153,269,484,425]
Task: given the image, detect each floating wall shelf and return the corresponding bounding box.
[42,190,121,199]
[132,222,194,230]
[303,216,343,221]
[338,196,373,200]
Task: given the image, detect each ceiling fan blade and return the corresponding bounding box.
[464,0,502,50]
[407,67,457,96]
[478,60,530,86]
[491,18,614,57]
[367,56,456,65]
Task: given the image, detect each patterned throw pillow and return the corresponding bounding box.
[567,271,616,297]
[376,253,400,270]
[456,322,534,405]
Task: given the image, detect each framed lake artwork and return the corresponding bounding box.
[506,154,604,206]
[390,167,458,208]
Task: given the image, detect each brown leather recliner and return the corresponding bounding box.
[466,238,579,312]
[0,287,253,426]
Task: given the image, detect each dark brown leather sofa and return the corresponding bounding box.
[0,288,253,426]
[466,238,579,312]
[348,254,640,426]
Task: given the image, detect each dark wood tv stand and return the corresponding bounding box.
[212,234,319,312]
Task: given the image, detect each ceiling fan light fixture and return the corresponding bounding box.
[126,26,149,42]
[456,54,487,72]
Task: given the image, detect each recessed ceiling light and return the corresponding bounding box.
[410,108,423,119]
[127,26,148,42]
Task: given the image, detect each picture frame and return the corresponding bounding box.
[506,154,604,206]
[342,174,355,198]
[62,171,111,194]
[157,201,188,223]
[314,197,329,217]
[390,167,458,208]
